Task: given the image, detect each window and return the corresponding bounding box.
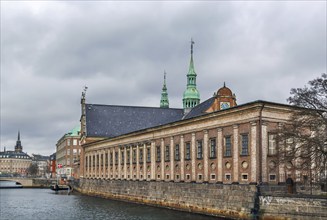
[147,148,151,163]
[165,145,170,161]
[197,140,203,159]
[67,139,71,146]
[97,155,99,166]
[110,153,113,165]
[210,139,216,158]
[198,174,203,180]
[268,134,277,155]
[105,153,108,165]
[224,136,232,157]
[121,151,124,165]
[242,174,248,181]
[241,134,249,155]
[175,144,180,161]
[269,174,276,181]
[211,174,216,180]
[133,149,136,163]
[73,149,78,155]
[225,174,231,181]
[67,149,71,155]
[115,152,118,165]
[127,150,130,164]
[156,146,161,162]
[185,142,191,160]
[139,149,143,162]
[73,139,77,146]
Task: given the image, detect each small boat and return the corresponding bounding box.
[50,184,71,191]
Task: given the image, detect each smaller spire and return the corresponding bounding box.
[160,71,169,108]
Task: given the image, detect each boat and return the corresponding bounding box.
[50,184,71,191]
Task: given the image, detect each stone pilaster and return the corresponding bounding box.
[130,145,133,179]
[170,137,174,181]
[161,139,164,180]
[151,141,155,180]
[203,130,209,182]
[250,122,257,183]
[112,149,116,179]
[91,152,94,177]
[95,151,98,178]
[136,144,140,179]
[261,122,268,183]
[118,147,121,179]
[143,144,146,179]
[217,128,223,182]
[107,149,110,179]
[124,146,127,179]
[191,132,196,181]
[233,125,239,183]
[180,135,185,181]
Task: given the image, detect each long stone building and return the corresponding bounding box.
[76,42,321,219]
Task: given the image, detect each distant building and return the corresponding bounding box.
[56,126,82,179]
[31,154,50,177]
[0,132,32,176]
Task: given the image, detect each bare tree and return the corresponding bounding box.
[276,74,326,187]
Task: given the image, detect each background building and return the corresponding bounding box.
[0,132,32,176]
[56,125,82,179]
[31,154,50,178]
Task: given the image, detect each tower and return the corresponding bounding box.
[160,71,169,108]
[183,39,200,114]
[14,131,23,153]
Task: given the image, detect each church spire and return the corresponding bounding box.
[15,130,23,153]
[183,38,200,113]
[160,71,169,108]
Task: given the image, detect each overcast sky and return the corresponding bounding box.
[1,1,326,156]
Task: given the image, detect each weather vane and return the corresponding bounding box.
[82,85,88,99]
[191,38,195,55]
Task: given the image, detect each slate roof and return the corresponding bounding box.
[85,104,184,138]
[183,97,215,120]
[0,151,31,159]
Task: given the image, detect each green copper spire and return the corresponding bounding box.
[160,71,169,108]
[183,39,200,112]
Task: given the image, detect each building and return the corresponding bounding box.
[49,153,56,178]
[0,132,32,176]
[56,126,82,179]
[31,154,50,178]
[79,41,305,185]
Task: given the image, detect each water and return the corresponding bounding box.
[0,186,222,220]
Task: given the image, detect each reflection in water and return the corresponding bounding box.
[0,189,225,220]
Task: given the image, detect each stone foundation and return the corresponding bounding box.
[76,178,256,219]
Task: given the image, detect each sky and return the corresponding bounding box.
[1,1,326,156]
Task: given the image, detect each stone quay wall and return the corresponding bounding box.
[259,195,327,220]
[77,178,257,219]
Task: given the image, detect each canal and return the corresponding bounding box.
[0,187,223,220]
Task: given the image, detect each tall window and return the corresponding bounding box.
[133,149,136,163]
[197,140,203,159]
[225,136,232,157]
[110,153,113,165]
[121,151,124,165]
[147,148,151,162]
[115,152,118,165]
[156,146,161,162]
[241,134,249,155]
[175,144,180,161]
[210,138,216,158]
[73,139,77,145]
[139,149,143,162]
[96,155,99,166]
[185,142,191,160]
[268,134,277,155]
[105,153,108,165]
[165,145,170,161]
[127,150,130,164]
